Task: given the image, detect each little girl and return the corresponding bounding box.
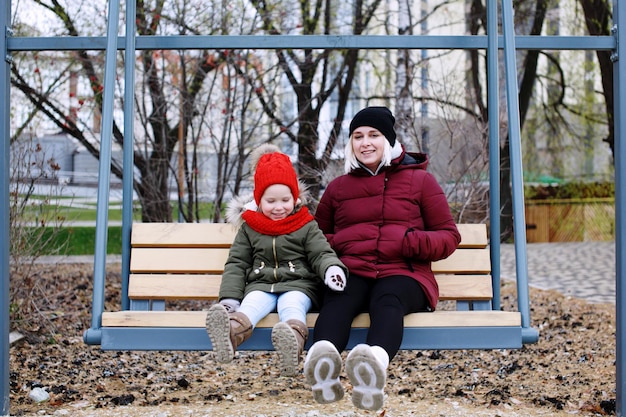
[205,145,347,376]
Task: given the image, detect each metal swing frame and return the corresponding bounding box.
[2,0,625,414]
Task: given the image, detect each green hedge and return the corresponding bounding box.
[525,181,614,200]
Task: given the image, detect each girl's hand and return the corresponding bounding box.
[219,298,241,312]
[324,266,346,291]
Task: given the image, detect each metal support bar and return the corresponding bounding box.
[6,35,616,53]
[501,0,538,341]
[120,0,137,311]
[84,0,121,346]
[611,25,619,63]
[99,327,524,351]
[487,0,501,310]
[614,1,625,415]
[4,26,12,63]
[1,0,11,413]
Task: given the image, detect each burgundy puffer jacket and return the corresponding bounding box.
[314,149,461,310]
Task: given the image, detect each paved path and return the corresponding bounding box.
[500,241,616,304]
[35,241,618,304]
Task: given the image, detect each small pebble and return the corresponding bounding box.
[28,387,50,403]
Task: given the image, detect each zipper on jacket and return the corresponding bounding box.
[272,237,278,281]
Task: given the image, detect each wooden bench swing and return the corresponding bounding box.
[80,0,541,353]
[88,222,539,351]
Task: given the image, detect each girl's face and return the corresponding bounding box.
[351,126,386,171]
[259,184,295,220]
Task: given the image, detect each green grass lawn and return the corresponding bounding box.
[23,194,219,221]
[24,205,133,222]
[20,198,219,256]
[37,226,123,255]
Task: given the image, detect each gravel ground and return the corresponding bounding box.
[6,263,617,416]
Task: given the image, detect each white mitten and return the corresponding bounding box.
[219,298,241,313]
[324,266,346,291]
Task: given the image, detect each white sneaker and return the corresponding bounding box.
[304,340,344,404]
[345,344,386,410]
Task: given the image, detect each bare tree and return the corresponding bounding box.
[395,0,417,145]
[467,0,571,241]
[463,0,613,241]
[11,0,240,222]
[242,0,385,199]
[578,0,614,157]
[11,0,612,230]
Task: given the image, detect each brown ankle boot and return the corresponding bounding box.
[206,305,252,363]
[229,311,253,350]
[272,319,309,376]
[287,319,309,356]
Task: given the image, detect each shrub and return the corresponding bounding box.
[525,181,614,200]
[10,137,69,338]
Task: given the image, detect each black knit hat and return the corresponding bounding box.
[348,106,397,146]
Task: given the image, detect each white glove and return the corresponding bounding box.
[219,298,241,313]
[324,266,346,291]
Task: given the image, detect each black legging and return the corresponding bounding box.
[313,274,429,360]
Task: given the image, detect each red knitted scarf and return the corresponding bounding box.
[242,207,314,236]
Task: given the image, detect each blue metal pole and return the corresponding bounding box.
[487,0,500,310]
[501,0,538,343]
[83,0,121,345]
[420,0,429,153]
[614,0,625,414]
[120,0,137,311]
[1,0,12,413]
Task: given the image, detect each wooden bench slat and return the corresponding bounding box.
[432,248,491,274]
[436,275,493,300]
[129,248,231,273]
[130,223,487,249]
[129,246,490,275]
[131,222,237,248]
[102,310,521,328]
[128,274,222,299]
[128,274,493,301]
[457,223,489,248]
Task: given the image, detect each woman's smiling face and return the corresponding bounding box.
[351,126,386,171]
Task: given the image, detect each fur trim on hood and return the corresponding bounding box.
[225,181,311,228]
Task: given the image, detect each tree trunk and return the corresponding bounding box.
[578,0,614,158]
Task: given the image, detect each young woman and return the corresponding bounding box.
[305,107,462,410]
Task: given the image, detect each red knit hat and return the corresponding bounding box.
[253,152,299,205]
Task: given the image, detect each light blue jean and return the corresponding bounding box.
[238,290,312,327]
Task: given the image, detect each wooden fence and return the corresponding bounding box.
[525,198,615,242]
